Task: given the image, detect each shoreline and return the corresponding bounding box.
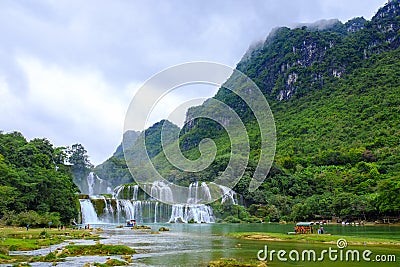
[227,232,400,247]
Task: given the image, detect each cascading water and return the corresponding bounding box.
[169,204,215,223]
[150,181,173,202]
[217,184,238,205]
[85,172,110,195]
[114,184,140,200]
[80,181,239,224]
[80,199,100,224]
[87,173,95,196]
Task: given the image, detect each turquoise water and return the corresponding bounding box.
[16,223,400,266]
[130,223,400,266]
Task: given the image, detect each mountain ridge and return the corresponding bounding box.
[95,1,400,221]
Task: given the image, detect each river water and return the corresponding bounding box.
[9,223,400,267]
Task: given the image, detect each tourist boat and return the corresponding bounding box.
[126,219,137,227]
[293,222,315,234]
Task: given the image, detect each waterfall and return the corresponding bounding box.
[217,184,238,204]
[119,200,142,221]
[86,172,109,195]
[187,182,213,204]
[154,202,158,223]
[79,181,237,224]
[169,204,215,223]
[187,182,198,204]
[151,181,173,202]
[87,173,95,196]
[80,199,100,224]
[201,182,212,202]
[114,185,123,198]
[133,185,139,200]
[100,195,113,215]
[113,184,140,200]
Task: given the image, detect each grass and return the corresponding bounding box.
[208,258,266,267]
[27,243,135,264]
[0,226,136,265]
[94,259,129,266]
[227,232,400,247]
[0,226,100,251]
[63,243,136,256]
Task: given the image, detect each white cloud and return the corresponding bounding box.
[12,55,133,164]
[0,76,23,126]
[0,0,388,165]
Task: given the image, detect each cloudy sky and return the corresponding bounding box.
[0,0,387,165]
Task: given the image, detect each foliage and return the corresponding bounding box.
[94,259,129,266]
[66,143,94,190]
[0,227,100,252]
[0,210,60,227]
[64,243,136,255]
[208,258,264,267]
[0,132,79,224]
[93,1,400,222]
[160,2,400,221]
[227,232,400,245]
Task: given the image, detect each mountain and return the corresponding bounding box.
[113,130,141,158]
[94,120,179,188]
[97,1,400,221]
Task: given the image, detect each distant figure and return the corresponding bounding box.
[26,224,30,231]
[320,226,324,234]
[133,220,136,226]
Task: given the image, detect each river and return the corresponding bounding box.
[13,223,400,267]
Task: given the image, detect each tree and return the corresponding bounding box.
[376,177,400,215]
[65,144,93,194]
[0,185,19,215]
[66,144,93,171]
[0,131,79,224]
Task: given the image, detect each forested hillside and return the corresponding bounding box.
[0,132,80,225]
[95,1,400,222]
[185,1,400,221]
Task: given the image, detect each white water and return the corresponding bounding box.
[169,204,214,223]
[217,184,237,204]
[154,202,158,223]
[80,199,100,224]
[86,172,109,195]
[87,173,95,196]
[81,181,237,224]
[113,184,140,200]
[150,181,174,202]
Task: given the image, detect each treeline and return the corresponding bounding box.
[0,131,84,226]
[145,3,400,222]
[92,1,400,222]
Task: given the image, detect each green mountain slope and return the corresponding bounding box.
[98,1,400,220]
[154,1,400,220]
[94,120,180,188]
[94,130,140,187]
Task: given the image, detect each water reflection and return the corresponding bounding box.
[8,223,400,266]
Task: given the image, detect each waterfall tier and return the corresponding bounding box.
[80,199,100,224]
[112,181,237,204]
[80,181,238,224]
